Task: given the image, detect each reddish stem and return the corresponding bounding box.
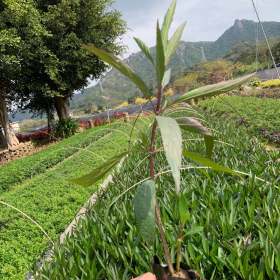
[149,85,175,275]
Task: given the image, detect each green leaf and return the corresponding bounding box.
[162,68,171,89]
[134,180,156,244]
[156,116,182,193]
[177,117,214,158]
[134,37,154,65]
[166,22,186,65]
[161,0,177,47]
[178,194,189,225]
[156,21,165,84]
[185,226,204,236]
[176,73,255,103]
[183,150,237,176]
[83,44,151,98]
[71,151,128,187]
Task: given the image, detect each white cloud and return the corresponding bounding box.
[114,0,280,55]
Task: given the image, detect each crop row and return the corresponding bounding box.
[0,125,129,280]
[38,114,280,279]
[0,126,110,194]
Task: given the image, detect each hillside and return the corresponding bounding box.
[71,19,280,110]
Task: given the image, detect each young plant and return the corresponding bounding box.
[74,1,254,278]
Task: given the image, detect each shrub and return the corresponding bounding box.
[249,78,261,87]
[259,79,280,88]
[54,118,78,139]
[135,97,148,105]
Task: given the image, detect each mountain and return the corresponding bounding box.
[71,19,280,110]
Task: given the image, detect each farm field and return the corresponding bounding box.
[202,96,280,144]
[36,96,280,280]
[0,123,130,280]
[0,126,110,194]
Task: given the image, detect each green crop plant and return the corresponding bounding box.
[74,1,254,278]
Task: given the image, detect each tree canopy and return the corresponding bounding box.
[0,0,126,148]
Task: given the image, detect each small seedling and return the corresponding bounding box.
[74,1,254,278]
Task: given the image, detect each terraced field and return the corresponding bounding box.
[0,124,129,280]
[0,95,279,280]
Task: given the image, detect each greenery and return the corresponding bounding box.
[0,0,126,148]
[37,112,279,279]
[0,126,109,194]
[71,20,280,111]
[0,0,48,148]
[0,123,129,280]
[201,96,280,139]
[54,118,78,139]
[30,0,126,121]
[259,79,280,88]
[71,2,254,278]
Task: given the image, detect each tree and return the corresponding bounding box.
[34,0,126,121]
[0,0,47,148]
[272,41,280,64]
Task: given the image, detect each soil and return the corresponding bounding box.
[0,141,53,165]
[152,257,200,280]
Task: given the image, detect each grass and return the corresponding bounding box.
[37,113,280,280]
[0,124,130,280]
[0,126,109,194]
[201,96,280,137]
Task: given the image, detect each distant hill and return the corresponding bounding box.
[71,19,280,110]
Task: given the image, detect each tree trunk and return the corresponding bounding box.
[47,108,55,130]
[54,96,70,121]
[0,128,6,148]
[0,97,19,149]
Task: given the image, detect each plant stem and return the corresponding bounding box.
[149,85,175,275]
[176,223,184,273]
[155,201,175,275]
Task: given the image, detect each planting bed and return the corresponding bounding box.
[202,96,280,144]
[0,126,109,194]
[0,124,129,280]
[37,114,279,280]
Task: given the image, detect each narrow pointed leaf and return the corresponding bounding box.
[166,22,186,65]
[177,117,214,157]
[134,180,156,244]
[156,21,165,84]
[176,73,255,103]
[71,151,128,187]
[162,68,171,89]
[178,194,189,225]
[83,44,151,98]
[183,150,237,176]
[162,0,177,46]
[157,116,182,193]
[134,37,154,65]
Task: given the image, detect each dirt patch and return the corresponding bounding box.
[260,129,280,145]
[0,141,52,165]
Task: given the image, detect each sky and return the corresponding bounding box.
[113,0,280,55]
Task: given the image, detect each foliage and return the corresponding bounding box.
[70,20,280,111]
[249,77,261,87]
[0,124,129,280]
[75,1,253,277]
[38,114,279,279]
[54,118,78,139]
[201,96,280,139]
[0,126,108,194]
[174,60,235,93]
[259,79,280,88]
[0,0,49,147]
[28,0,126,120]
[135,97,149,105]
